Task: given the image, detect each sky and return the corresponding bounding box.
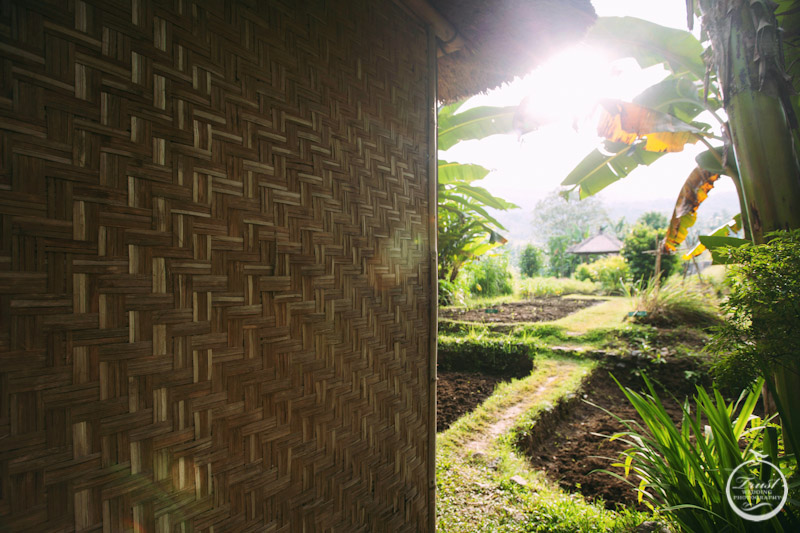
[439,0,739,240]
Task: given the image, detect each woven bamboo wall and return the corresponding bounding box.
[0,0,434,530]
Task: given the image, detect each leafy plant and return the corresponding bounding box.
[707,229,800,454]
[437,101,530,282]
[573,255,629,295]
[464,253,514,298]
[519,244,544,278]
[601,375,798,532]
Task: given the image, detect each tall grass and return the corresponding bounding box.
[624,276,721,327]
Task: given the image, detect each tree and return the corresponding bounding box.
[530,189,610,277]
[531,189,609,245]
[519,244,544,277]
[437,101,530,281]
[546,234,582,278]
[622,224,678,282]
[636,211,668,230]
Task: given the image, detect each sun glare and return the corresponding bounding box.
[516,44,669,135]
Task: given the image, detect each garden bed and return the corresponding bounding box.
[518,354,711,510]
[439,297,603,323]
[436,372,510,432]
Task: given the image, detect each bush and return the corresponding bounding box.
[573,255,629,294]
[622,224,678,282]
[708,230,800,389]
[707,230,800,454]
[438,278,458,307]
[519,244,544,277]
[437,334,537,376]
[465,254,513,297]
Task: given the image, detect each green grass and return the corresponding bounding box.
[550,296,631,334]
[437,356,658,532]
[515,276,599,299]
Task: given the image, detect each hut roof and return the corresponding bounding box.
[421,0,597,102]
[567,232,624,255]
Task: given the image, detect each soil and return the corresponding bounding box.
[436,296,720,511]
[521,355,712,510]
[437,372,509,432]
[439,297,603,323]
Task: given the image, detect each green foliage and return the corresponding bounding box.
[603,375,798,532]
[465,254,514,297]
[621,224,678,282]
[708,230,800,384]
[531,189,610,277]
[438,278,460,307]
[516,276,597,299]
[437,100,522,282]
[437,334,537,376]
[519,244,544,278]
[546,234,583,278]
[636,211,668,230]
[707,230,800,453]
[574,255,629,295]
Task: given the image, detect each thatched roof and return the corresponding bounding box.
[567,232,623,255]
[428,0,597,102]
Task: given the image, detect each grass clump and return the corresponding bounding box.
[625,276,721,328]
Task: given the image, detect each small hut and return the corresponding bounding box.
[567,231,624,257]
[0,1,595,530]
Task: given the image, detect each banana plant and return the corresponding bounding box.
[437,100,529,281]
[570,5,800,461]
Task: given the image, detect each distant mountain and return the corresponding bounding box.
[490,190,741,246]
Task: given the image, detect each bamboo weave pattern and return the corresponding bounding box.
[0,0,433,530]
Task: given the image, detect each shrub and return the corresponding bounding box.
[519,244,544,277]
[438,278,458,307]
[437,334,537,376]
[574,255,629,294]
[622,224,678,282]
[707,229,800,453]
[465,254,513,297]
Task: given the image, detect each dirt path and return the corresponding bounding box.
[462,360,585,454]
[465,375,558,453]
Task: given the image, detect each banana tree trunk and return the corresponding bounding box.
[699,0,800,453]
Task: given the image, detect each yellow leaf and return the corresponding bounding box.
[596,100,702,153]
[638,478,648,503]
[664,167,720,253]
[644,131,699,153]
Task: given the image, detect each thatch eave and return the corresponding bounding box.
[413,0,597,103]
